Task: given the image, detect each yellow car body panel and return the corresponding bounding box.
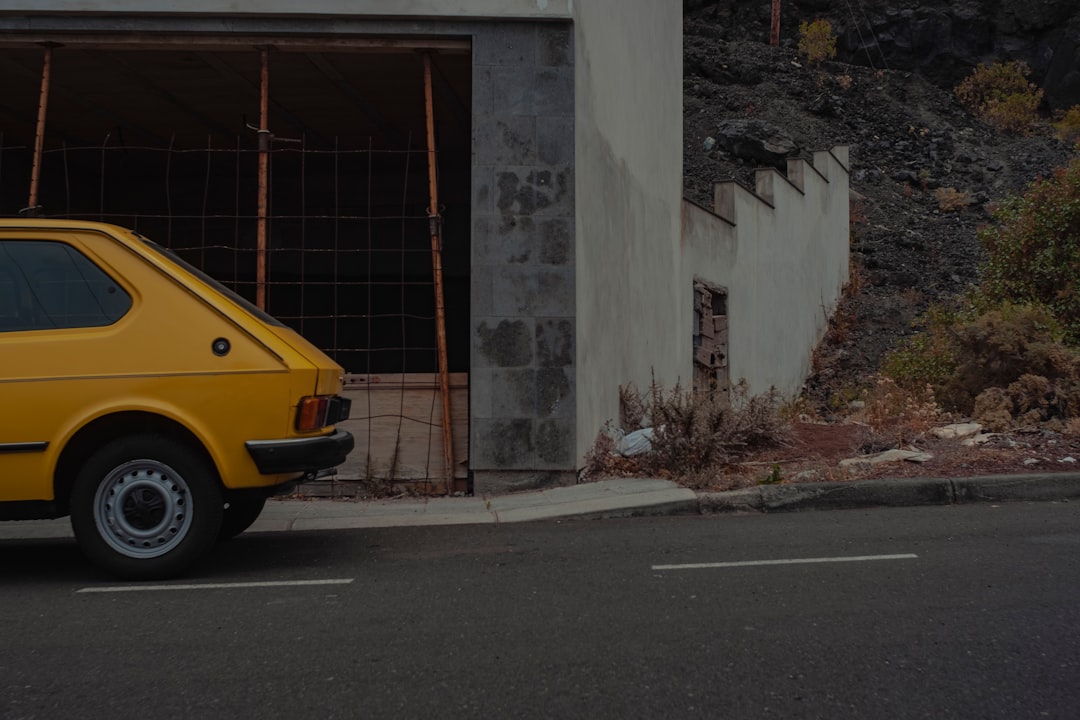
[0,220,351,508]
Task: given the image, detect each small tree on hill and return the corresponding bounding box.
[797,19,836,65]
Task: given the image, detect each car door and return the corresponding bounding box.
[0,238,133,501]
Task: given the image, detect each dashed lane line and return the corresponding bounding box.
[76,578,355,593]
[652,554,918,571]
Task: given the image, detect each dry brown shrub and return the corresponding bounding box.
[849,196,868,228]
[778,395,820,423]
[955,61,1044,134]
[581,422,641,479]
[973,386,1014,431]
[971,372,1080,430]
[852,375,943,447]
[619,383,647,431]
[1008,374,1052,418]
[901,287,925,306]
[1064,417,1080,437]
[826,302,858,344]
[846,260,868,296]
[935,187,973,212]
[585,380,792,488]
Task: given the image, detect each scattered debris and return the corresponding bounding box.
[839,448,934,468]
[932,422,982,440]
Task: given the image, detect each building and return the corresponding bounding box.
[0,1,847,494]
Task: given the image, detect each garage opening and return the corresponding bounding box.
[0,38,472,490]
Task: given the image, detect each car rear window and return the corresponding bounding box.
[0,240,132,331]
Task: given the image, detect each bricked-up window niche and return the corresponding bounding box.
[693,280,729,399]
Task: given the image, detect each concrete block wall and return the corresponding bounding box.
[470,22,577,494]
[681,147,850,398]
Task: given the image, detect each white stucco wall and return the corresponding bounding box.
[572,1,684,461]
[0,0,571,19]
[681,148,850,398]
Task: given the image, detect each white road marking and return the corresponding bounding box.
[76,578,355,593]
[652,554,918,571]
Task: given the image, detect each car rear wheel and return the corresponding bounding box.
[70,435,223,580]
[219,497,267,540]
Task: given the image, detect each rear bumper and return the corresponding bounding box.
[245,430,355,475]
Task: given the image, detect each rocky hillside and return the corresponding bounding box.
[683,1,1078,412]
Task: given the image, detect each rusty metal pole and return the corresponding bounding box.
[422,53,455,489]
[256,48,270,310]
[770,0,781,46]
[27,44,54,214]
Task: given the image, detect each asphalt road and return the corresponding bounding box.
[2,502,1079,719]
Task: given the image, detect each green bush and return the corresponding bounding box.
[954,61,1044,134]
[882,155,1080,425]
[797,20,837,66]
[978,157,1080,343]
[882,305,959,392]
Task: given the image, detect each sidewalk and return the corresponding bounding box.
[253,472,1080,531]
[253,477,697,532]
[2,474,1078,540]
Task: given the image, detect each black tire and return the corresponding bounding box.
[218,497,266,540]
[69,435,223,580]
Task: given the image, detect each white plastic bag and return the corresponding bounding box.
[617,427,655,457]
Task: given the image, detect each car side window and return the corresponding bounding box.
[0,240,132,332]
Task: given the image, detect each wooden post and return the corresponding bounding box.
[770,0,781,46]
[422,53,456,489]
[27,44,55,214]
[256,48,270,310]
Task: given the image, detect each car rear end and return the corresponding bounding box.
[132,232,355,490]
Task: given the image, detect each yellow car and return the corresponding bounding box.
[0,219,353,579]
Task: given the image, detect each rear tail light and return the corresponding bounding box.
[295,396,352,432]
[296,396,330,432]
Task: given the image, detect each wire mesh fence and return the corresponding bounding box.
[6,136,453,374]
[0,134,468,485]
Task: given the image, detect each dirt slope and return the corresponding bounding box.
[682,10,1076,412]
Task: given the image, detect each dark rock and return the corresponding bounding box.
[712,118,801,169]
[808,93,843,117]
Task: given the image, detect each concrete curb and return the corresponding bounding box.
[951,473,1080,503]
[698,473,1080,514]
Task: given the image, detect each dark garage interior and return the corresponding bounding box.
[0,37,473,376]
